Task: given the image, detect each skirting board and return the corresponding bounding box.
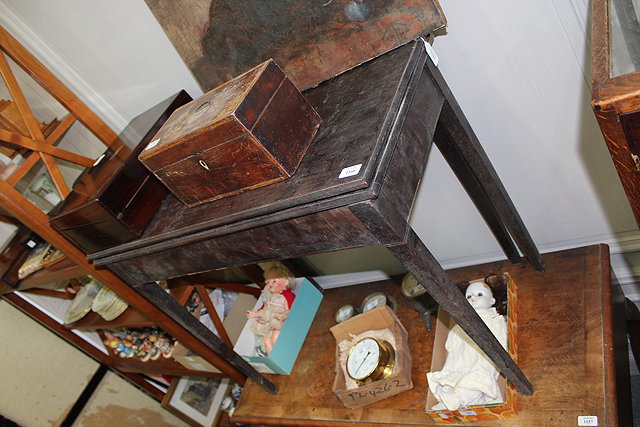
[312,231,640,304]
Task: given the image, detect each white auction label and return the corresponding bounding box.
[421,37,439,66]
[365,300,378,311]
[458,410,477,416]
[578,416,598,426]
[338,164,362,179]
[144,138,160,151]
[92,153,106,167]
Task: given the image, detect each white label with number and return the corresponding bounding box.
[578,416,598,426]
[421,37,439,66]
[144,138,160,151]
[339,164,362,179]
[92,153,106,167]
[459,410,477,416]
[365,300,378,311]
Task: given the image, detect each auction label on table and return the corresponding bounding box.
[339,164,361,179]
[577,416,598,426]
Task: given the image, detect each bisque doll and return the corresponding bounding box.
[246,264,296,355]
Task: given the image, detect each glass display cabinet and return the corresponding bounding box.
[592,0,640,226]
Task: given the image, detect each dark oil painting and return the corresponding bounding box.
[145,0,446,91]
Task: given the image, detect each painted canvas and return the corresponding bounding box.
[145,0,446,91]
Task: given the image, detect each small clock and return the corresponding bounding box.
[335,304,357,323]
[346,337,395,385]
[360,291,396,313]
[401,273,427,297]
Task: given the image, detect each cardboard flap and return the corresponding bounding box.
[330,306,406,341]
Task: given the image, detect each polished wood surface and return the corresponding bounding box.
[233,245,629,426]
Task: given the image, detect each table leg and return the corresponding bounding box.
[134,282,279,394]
[426,61,545,272]
[350,200,534,395]
[433,123,522,265]
[389,228,533,395]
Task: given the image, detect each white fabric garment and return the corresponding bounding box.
[427,307,507,411]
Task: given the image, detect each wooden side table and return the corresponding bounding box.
[91,41,544,395]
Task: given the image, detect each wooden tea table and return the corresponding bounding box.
[91,40,544,396]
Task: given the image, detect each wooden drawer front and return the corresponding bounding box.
[139,117,246,171]
[108,206,379,285]
[154,134,287,206]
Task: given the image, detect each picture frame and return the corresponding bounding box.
[145,0,446,92]
[162,376,230,426]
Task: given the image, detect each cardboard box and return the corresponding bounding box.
[234,279,323,375]
[173,292,258,373]
[329,306,413,409]
[426,273,519,423]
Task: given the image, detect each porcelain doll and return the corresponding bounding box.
[246,264,296,355]
[427,281,507,411]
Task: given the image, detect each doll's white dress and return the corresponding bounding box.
[427,307,507,411]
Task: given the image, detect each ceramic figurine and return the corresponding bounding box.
[427,281,507,411]
[246,264,296,355]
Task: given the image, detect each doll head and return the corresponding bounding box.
[465,281,496,311]
[264,264,295,293]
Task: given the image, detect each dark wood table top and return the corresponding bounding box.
[90,42,426,262]
[232,245,627,426]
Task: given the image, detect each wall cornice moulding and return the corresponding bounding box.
[0,4,129,132]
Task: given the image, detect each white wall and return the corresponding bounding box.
[1,0,639,297]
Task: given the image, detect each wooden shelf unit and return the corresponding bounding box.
[0,233,87,291]
[66,306,156,330]
[0,23,254,404]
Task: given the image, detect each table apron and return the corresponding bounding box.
[108,206,380,285]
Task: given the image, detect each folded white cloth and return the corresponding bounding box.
[427,308,507,411]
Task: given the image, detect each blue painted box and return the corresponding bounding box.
[233,278,323,374]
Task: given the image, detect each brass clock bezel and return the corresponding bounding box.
[345,337,396,385]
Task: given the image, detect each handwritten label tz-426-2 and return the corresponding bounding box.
[347,379,406,401]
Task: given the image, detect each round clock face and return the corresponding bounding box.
[346,338,381,381]
[335,304,356,323]
[361,292,388,313]
[401,273,427,297]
